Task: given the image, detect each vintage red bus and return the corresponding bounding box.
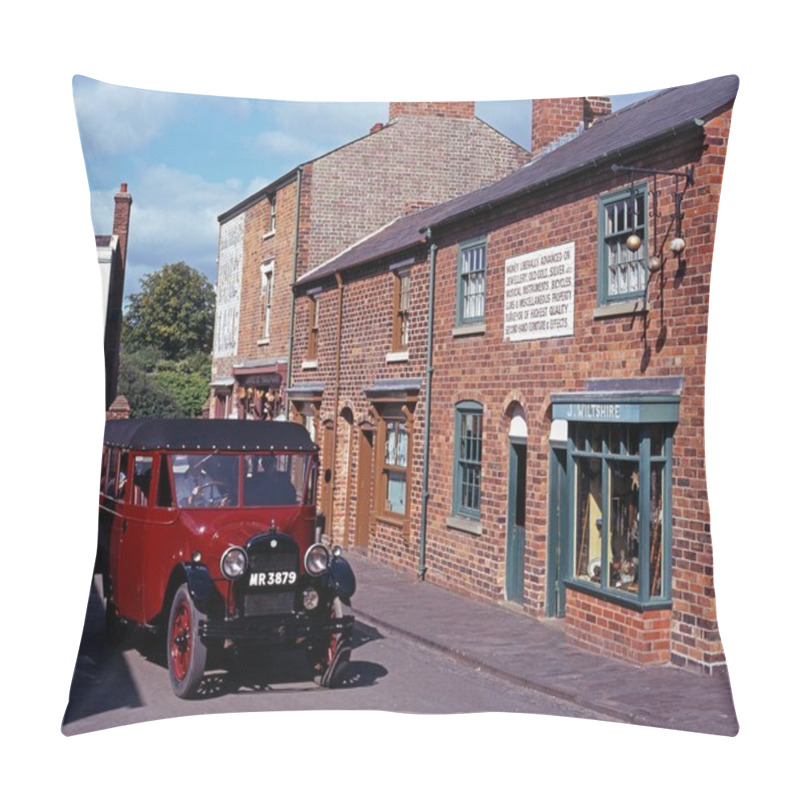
[97,418,355,698]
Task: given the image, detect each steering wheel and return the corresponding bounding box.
[189,481,229,507]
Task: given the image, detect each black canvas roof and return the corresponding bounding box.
[103,419,317,453]
[296,75,738,289]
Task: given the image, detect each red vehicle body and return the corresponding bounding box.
[97,419,355,698]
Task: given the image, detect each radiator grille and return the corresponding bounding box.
[249,552,297,572]
[243,591,295,616]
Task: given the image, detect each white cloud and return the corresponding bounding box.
[90,165,255,295]
[73,76,181,156]
[250,100,388,159]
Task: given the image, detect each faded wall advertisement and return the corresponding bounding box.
[504,242,575,341]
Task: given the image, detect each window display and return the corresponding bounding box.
[572,423,670,602]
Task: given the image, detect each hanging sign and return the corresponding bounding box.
[504,242,575,341]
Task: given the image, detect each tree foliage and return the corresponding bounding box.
[118,262,215,418]
[123,262,215,361]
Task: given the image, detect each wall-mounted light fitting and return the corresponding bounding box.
[611,163,694,262]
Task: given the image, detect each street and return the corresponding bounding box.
[62,578,611,735]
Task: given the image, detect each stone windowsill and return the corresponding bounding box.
[385,351,409,363]
[257,338,270,346]
[445,515,482,535]
[301,359,318,370]
[452,322,486,338]
[593,299,650,319]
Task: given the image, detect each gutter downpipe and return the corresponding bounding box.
[287,166,303,391]
[330,272,345,545]
[419,228,436,580]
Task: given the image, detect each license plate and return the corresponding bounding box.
[248,570,298,588]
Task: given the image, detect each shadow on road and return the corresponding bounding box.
[62,578,144,729]
[186,620,388,697]
[63,582,387,725]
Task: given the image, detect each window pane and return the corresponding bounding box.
[385,423,396,464]
[133,456,153,506]
[460,243,486,321]
[172,454,240,508]
[575,456,603,582]
[396,423,408,467]
[456,408,482,515]
[649,463,664,598]
[243,454,305,506]
[609,461,640,593]
[386,471,406,514]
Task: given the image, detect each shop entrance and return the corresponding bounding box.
[506,438,527,603]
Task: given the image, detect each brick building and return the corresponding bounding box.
[290,75,739,674]
[209,103,531,427]
[96,182,132,412]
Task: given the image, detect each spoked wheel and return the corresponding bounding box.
[167,584,208,699]
[317,597,353,688]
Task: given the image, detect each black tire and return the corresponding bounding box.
[166,584,208,699]
[318,597,353,688]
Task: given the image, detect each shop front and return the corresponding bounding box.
[547,378,682,666]
[232,360,287,421]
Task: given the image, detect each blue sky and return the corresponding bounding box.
[73,76,654,301]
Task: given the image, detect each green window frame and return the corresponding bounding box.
[568,422,672,608]
[456,238,487,325]
[453,401,483,519]
[597,184,648,305]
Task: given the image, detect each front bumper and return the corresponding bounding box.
[199,612,354,646]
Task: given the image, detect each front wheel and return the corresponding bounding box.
[317,597,353,688]
[167,584,208,699]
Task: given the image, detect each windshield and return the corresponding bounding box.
[170,453,314,508]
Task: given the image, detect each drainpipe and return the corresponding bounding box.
[287,166,303,391]
[330,272,345,544]
[419,228,437,580]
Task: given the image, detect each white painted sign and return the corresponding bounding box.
[504,242,575,341]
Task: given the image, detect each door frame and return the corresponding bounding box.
[546,442,571,617]
[505,436,527,604]
[354,424,374,549]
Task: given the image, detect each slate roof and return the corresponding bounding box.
[296,75,738,289]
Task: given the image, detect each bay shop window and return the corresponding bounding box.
[571,422,671,602]
[552,380,680,609]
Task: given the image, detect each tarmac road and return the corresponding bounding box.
[61,577,612,735]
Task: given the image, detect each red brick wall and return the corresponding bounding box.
[415,109,733,672]
[565,588,671,666]
[236,180,299,365]
[389,102,476,120]
[301,115,530,277]
[290,255,429,571]
[531,97,611,155]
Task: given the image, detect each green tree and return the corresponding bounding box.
[123,262,215,360]
[118,262,215,418]
[117,356,181,418]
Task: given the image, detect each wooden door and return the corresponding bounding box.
[354,428,374,549]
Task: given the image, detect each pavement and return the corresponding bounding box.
[345,551,739,736]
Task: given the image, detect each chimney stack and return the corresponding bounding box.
[531,96,611,156]
[388,101,475,122]
[113,182,132,269]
